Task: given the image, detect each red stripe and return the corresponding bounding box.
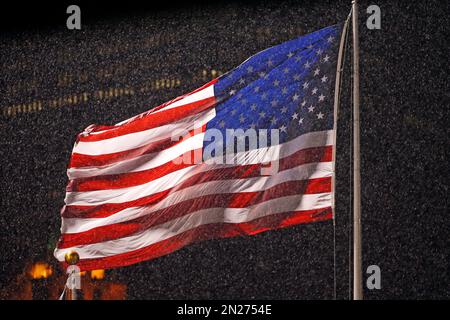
[58,177,331,248]
[62,146,332,217]
[60,207,332,271]
[68,145,332,192]
[62,189,170,219]
[77,81,216,142]
[139,79,217,115]
[67,155,196,193]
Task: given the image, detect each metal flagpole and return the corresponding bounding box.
[351,0,363,300]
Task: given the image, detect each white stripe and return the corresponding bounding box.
[55,192,331,260]
[114,84,215,126]
[152,84,215,114]
[67,131,206,180]
[73,109,215,156]
[63,161,332,232]
[208,129,333,165]
[68,129,333,180]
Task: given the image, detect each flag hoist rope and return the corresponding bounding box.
[332,9,352,300]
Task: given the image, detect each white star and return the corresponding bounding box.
[283,67,290,74]
[327,36,335,43]
[219,120,225,128]
[312,87,318,95]
[318,94,325,102]
[308,105,315,112]
[259,72,266,78]
[302,81,310,89]
[298,118,304,124]
[321,75,328,82]
[301,100,307,107]
[317,112,324,119]
[229,89,236,96]
[281,87,288,95]
[241,99,247,105]
[247,66,254,73]
[314,68,320,76]
[273,79,280,86]
[295,56,302,62]
[259,111,266,118]
[281,107,288,113]
[292,93,300,101]
[239,114,246,123]
[304,61,311,69]
[250,123,256,129]
[254,86,260,93]
[279,124,287,133]
[250,103,257,111]
[261,92,268,100]
[307,44,313,49]
[239,78,245,85]
[271,99,278,107]
[287,52,294,58]
[293,74,301,81]
[271,117,278,125]
[323,55,330,62]
[231,109,237,115]
[316,48,323,55]
[267,60,274,67]
[292,112,298,120]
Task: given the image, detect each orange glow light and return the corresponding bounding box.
[90,269,105,280]
[29,262,53,279]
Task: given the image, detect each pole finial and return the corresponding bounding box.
[64,251,80,265]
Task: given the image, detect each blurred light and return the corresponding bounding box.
[29,262,53,279]
[90,269,105,280]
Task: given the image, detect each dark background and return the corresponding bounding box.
[0,0,448,299]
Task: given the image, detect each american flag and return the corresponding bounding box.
[55,24,342,270]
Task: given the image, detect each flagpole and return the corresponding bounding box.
[351,0,363,300]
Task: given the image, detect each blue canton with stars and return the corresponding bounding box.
[204,24,341,154]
